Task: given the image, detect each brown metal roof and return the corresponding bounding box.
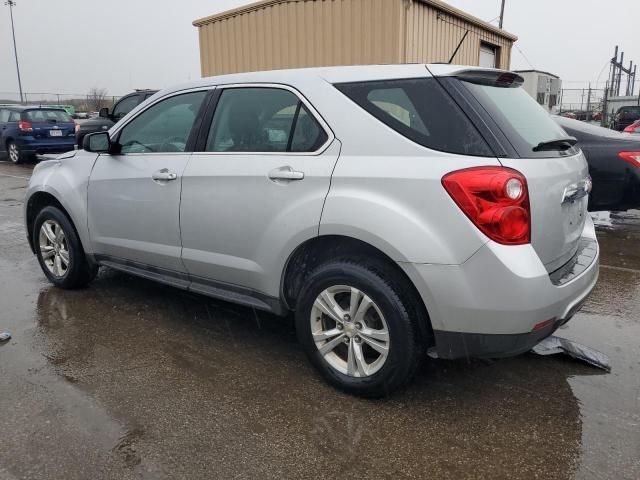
[192,0,518,41]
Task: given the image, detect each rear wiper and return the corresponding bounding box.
[533,136,577,152]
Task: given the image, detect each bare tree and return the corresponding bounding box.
[86,87,108,111]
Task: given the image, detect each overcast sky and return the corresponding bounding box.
[1,0,639,100]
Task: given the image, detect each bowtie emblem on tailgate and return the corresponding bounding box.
[562,177,593,204]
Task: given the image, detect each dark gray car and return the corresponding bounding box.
[75,90,157,147]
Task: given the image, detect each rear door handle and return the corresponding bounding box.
[268,166,304,182]
[152,168,178,182]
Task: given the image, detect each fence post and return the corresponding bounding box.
[585,83,591,122]
[601,82,609,127]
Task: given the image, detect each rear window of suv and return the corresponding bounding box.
[459,79,577,158]
[335,78,494,156]
[24,109,73,123]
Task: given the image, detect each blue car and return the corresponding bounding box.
[0,106,76,163]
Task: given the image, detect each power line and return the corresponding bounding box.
[514,44,535,69]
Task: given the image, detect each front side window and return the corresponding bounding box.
[0,109,9,123]
[118,91,207,154]
[336,78,493,156]
[112,95,142,120]
[206,87,327,153]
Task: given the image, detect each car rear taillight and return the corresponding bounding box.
[442,166,531,245]
[623,124,636,133]
[618,152,640,168]
[18,120,33,132]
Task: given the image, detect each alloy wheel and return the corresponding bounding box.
[310,285,390,377]
[38,220,70,277]
[8,143,19,163]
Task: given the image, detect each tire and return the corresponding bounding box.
[7,140,24,164]
[295,260,421,397]
[33,206,98,289]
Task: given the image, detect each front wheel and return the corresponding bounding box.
[33,206,98,289]
[295,260,421,397]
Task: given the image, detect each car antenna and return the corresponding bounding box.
[448,30,469,64]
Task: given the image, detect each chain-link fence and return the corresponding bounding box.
[0,91,124,113]
[558,88,607,123]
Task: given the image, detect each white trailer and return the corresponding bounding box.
[514,70,562,112]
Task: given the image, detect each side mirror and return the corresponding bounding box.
[98,107,110,119]
[83,131,111,153]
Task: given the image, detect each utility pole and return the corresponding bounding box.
[499,0,506,28]
[602,81,609,127]
[5,0,24,104]
[609,46,618,96]
[616,51,624,96]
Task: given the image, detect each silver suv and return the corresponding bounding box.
[25,65,599,396]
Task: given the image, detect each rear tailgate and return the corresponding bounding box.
[500,153,589,271]
[433,67,591,272]
[23,109,76,142]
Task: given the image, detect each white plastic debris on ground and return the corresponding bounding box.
[532,335,611,372]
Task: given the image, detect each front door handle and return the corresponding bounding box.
[152,168,178,182]
[268,166,304,182]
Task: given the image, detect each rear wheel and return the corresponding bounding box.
[295,260,420,397]
[33,206,98,289]
[7,141,23,164]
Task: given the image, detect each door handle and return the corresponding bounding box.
[268,166,304,182]
[152,169,178,182]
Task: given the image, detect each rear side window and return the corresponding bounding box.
[335,78,493,156]
[24,109,72,123]
[206,87,328,153]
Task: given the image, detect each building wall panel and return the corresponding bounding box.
[196,0,404,77]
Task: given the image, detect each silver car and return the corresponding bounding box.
[25,65,599,396]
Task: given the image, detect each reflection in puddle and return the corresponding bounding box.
[31,271,609,479]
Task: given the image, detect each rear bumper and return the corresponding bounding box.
[401,216,599,359]
[432,321,561,359]
[17,138,75,155]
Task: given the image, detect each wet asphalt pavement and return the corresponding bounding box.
[0,159,639,480]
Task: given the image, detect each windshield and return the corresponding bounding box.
[24,109,73,123]
[461,80,575,158]
[618,106,640,118]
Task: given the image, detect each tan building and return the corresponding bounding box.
[193,0,517,78]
